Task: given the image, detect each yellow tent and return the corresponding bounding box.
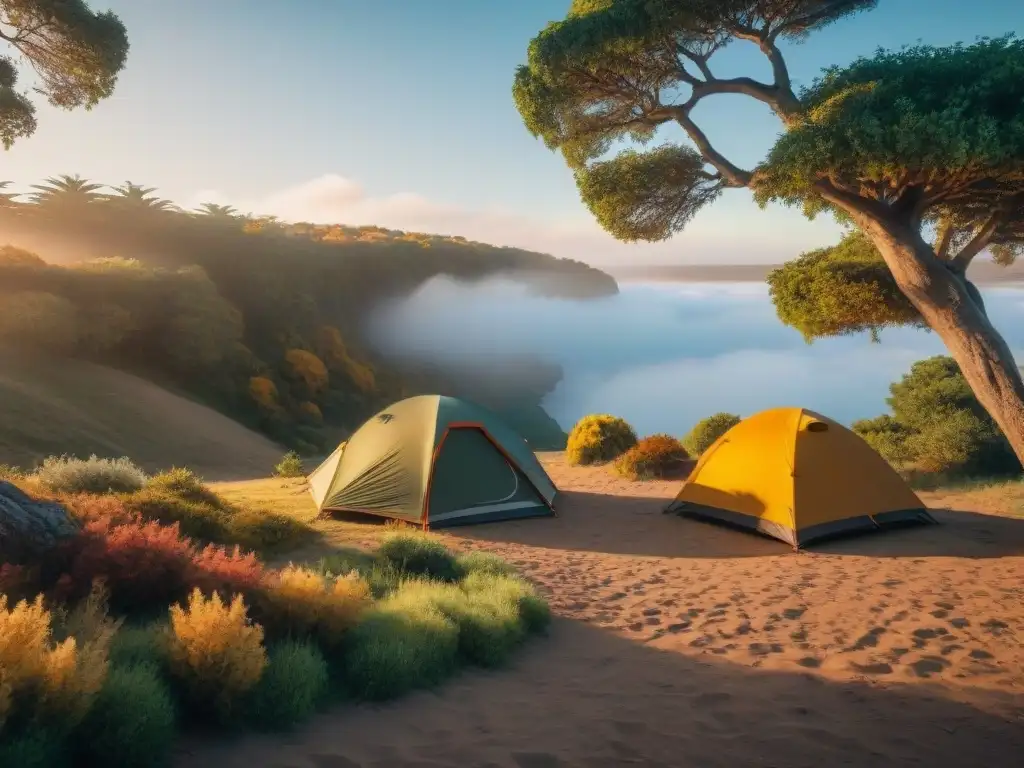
[665,407,936,547]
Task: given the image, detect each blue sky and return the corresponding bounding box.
[2,0,1020,264]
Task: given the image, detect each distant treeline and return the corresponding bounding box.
[0,177,609,451]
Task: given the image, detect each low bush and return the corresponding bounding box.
[256,565,371,646]
[318,551,403,599]
[0,586,117,735]
[613,434,690,480]
[221,506,315,555]
[246,639,328,730]
[122,480,314,555]
[683,413,741,457]
[455,550,517,579]
[565,414,637,465]
[147,467,221,507]
[342,596,459,701]
[392,580,525,668]
[36,454,149,495]
[108,622,168,671]
[190,544,265,597]
[273,451,305,478]
[166,589,268,722]
[463,572,552,635]
[74,663,176,768]
[377,531,460,582]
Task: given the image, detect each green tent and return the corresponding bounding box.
[309,395,558,528]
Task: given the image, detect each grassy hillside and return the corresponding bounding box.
[0,180,601,458]
[0,351,284,480]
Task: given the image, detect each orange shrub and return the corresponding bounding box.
[248,376,279,410]
[613,434,690,481]
[258,565,371,645]
[284,349,329,396]
[167,589,267,718]
[0,587,116,729]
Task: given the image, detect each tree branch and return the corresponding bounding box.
[659,106,753,187]
[934,216,955,261]
[730,26,802,123]
[951,210,1002,272]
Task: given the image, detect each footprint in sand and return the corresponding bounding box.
[910,656,951,678]
[850,661,894,675]
[969,648,994,660]
[848,627,886,651]
[949,617,971,629]
[797,657,822,668]
[782,607,807,620]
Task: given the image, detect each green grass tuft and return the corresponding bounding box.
[246,639,329,730]
[376,531,460,582]
[462,572,552,634]
[343,594,459,701]
[74,664,177,768]
[455,550,517,579]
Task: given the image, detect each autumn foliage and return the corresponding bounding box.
[613,434,690,480]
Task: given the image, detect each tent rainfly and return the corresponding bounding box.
[665,407,936,548]
[309,395,557,528]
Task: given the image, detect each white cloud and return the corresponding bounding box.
[185,173,843,265]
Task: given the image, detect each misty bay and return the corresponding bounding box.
[366,277,1024,439]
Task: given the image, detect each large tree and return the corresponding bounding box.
[0,0,129,149]
[513,0,1024,464]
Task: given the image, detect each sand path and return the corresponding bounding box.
[177,456,1024,767]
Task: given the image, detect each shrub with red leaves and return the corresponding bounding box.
[190,544,265,597]
[61,518,197,613]
[613,434,691,481]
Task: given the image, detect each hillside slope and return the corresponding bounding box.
[0,352,286,480]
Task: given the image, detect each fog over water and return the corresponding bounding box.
[366,277,1024,437]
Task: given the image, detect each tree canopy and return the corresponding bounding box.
[514,1,1023,275]
[0,0,129,148]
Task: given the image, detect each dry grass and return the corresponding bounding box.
[919,477,1024,518]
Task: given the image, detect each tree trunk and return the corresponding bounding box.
[858,218,1024,467]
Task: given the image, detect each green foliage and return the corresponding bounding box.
[246,639,329,730]
[851,415,914,469]
[122,480,314,555]
[566,414,637,465]
[613,434,689,480]
[108,623,168,671]
[0,290,80,350]
[342,596,460,701]
[74,664,176,768]
[683,413,741,457]
[376,532,461,582]
[462,571,552,635]
[317,551,403,600]
[757,36,1024,249]
[574,145,721,242]
[767,231,922,341]
[0,726,67,768]
[853,356,1020,475]
[0,1,129,149]
[388,580,525,669]
[273,451,305,478]
[455,550,517,579]
[36,454,148,494]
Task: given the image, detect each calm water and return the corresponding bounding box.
[367,277,1024,437]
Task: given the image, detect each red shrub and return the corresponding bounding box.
[60,493,137,526]
[60,518,196,612]
[190,544,265,597]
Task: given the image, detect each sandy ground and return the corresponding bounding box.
[178,455,1024,768]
